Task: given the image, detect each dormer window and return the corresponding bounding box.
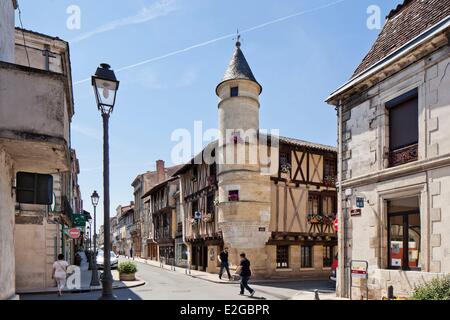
[231,86,239,97]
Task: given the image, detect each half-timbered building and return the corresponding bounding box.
[172,39,338,278]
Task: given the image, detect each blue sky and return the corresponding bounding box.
[16,0,398,230]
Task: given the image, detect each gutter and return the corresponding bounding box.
[326,16,450,104]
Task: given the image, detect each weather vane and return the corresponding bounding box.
[234,29,241,47]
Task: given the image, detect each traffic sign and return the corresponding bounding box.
[67,228,81,239]
[333,218,338,233]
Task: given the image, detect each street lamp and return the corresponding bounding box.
[92,63,119,300]
[90,190,100,287]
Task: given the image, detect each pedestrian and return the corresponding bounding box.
[218,247,232,280]
[236,252,255,297]
[130,247,133,259]
[52,254,69,297]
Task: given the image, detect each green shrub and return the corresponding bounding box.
[118,261,137,274]
[411,276,450,300]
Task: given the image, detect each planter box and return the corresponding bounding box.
[119,273,136,281]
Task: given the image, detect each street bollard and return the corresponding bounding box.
[314,290,320,300]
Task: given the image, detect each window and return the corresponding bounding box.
[387,89,419,167]
[388,197,421,271]
[209,163,216,177]
[308,193,320,215]
[16,172,53,205]
[192,167,198,181]
[228,190,239,202]
[231,86,239,97]
[322,194,336,216]
[324,158,337,186]
[207,193,215,214]
[301,246,313,268]
[276,246,289,269]
[323,246,335,268]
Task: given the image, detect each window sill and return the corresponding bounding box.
[300,268,315,271]
[322,267,332,271]
[275,268,293,272]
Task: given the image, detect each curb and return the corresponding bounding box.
[17,279,146,295]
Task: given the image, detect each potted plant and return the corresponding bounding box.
[118,261,137,281]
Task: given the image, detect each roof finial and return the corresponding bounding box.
[235,29,241,48]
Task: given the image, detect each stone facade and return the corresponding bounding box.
[0,0,16,63]
[327,7,450,298]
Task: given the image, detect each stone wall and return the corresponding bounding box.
[0,148,15,299]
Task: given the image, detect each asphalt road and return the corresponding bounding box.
[21,259,335,300]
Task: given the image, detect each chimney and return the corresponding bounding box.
[156,160,166,183]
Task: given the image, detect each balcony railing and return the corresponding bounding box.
[389,144,418,167]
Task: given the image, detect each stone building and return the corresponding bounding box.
[0,1,81,298]
[326,0,450,299]
[173,40,338,278]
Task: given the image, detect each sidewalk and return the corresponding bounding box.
[16,269,145,295]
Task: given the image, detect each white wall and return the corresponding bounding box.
[0,0,15,63]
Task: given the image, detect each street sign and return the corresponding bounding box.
[194,211,202,220]
[351,209,362,216]
[67,228,81,239]
[356,197,365,209]
[72,214,86,227]
[333,218,339,233]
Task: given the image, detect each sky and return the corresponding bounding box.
[16,0,399,231]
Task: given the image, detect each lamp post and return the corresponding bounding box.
[92,64,119,300]
[90,190,100,286]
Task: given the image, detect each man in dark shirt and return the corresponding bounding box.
[218,247,232,280]
[237,253,255,297]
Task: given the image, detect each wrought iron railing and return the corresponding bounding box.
[389,144,418,167]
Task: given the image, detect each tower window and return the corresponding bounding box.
[230,87,239,97]
[228,190,239,202]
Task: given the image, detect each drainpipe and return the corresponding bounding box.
[336,100,348,298]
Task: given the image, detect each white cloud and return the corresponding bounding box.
[71,0,178,43]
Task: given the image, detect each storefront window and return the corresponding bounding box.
[323,245,335,268]
[388,197,421,271]
[301,245,313,268]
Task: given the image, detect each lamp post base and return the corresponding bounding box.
[90,258,101,287]
[98,278,117,300]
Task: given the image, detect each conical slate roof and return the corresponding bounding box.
[216,41,262,94]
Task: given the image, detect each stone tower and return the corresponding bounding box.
[216,39,272,274]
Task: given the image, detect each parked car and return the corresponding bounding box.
[96,250,119,269]
[329,255,338,282]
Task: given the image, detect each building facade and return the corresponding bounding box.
[0,0,82,297]
[326,0,450,299]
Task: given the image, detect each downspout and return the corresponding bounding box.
[337,100,348,298]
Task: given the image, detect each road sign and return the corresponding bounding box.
[356,197,365,209]
[72,214,86,227]
[333,218,339,233]
[67,228,81,239]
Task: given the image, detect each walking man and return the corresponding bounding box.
[130,247,134,260]
[236,252,255,297]
[218,247,232,280]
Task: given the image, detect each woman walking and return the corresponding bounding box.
[52,254,69,297]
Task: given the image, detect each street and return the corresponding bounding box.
[21,259,336,301]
